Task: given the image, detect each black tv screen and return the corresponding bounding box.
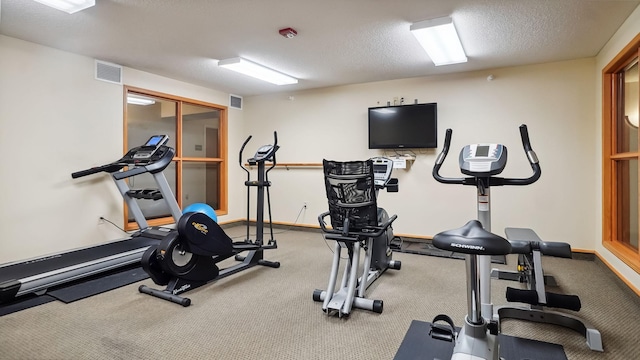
[368,103,437,149]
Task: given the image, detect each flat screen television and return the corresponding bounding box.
[368,103,437,149]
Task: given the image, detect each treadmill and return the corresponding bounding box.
[0,135,183,304]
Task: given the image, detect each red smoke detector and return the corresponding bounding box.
[279,27,297,38]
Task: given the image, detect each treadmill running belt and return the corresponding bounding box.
[0,237,158,282]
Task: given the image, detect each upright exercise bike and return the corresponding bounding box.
[429,125,541,359]
[137,132,281,306]
[313,157,401,317]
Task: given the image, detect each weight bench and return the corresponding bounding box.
[492,227,603,352]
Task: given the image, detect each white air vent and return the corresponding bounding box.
[95,60,122,84]
[230,94,243,110]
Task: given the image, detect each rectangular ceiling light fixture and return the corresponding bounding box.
[33,0,95,14]
[410,16,467,66]
[127,95,156,106]
[218,57,298,85]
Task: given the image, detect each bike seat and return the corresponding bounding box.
[433,220,512,256]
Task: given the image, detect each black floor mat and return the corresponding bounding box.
[0,265,149,316]
[394,319,567,360]
[47,266,149,303]
[396,240,507,265]
[0,294,56,317]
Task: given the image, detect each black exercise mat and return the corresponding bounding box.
[394,320,567,360]
[0,294,56,317]
[397,241,507,265]
[47,266,149,303]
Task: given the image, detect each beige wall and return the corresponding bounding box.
[595,7,640,291]
[2,7,640,292]
[0,35,244,263]
[245,58,597,251]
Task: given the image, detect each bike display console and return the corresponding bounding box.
[459,144,507,177]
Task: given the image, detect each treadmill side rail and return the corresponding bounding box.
[0,280,21,303]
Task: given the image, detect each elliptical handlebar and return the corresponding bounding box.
[239,135,253,174]
[432,124,541,187]
[266,131,279,173]
[239,131,279,167]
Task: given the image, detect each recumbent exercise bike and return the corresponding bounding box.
[313,157,401,317]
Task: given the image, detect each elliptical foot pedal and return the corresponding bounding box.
[429,314,457,342]
[390,236,403,251]
[488,319,499,335]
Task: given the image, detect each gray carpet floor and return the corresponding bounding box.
[0,226,638,359]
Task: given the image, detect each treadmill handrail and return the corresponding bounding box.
[71,145,175,180]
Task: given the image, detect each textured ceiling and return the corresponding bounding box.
[0,0,638,96]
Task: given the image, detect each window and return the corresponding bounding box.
[603,33,640,273]
[124,86,227,230]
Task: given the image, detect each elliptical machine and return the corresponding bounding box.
[313,157,401,317]
[238,131,279,246]
[137,133,281,306]
[429,125,541,359]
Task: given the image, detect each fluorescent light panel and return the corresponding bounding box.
[127,95,156,106]
[34,0,95,14]
[410,16,467,66]
[218,57,298,85]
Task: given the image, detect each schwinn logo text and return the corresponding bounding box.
[451,243,485,251]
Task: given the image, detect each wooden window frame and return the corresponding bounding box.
[602,33,640,273]
[123,86,228,230]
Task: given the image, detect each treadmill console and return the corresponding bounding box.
[371,157,393,188]
[132,135,170,159]
[459,144,507,176]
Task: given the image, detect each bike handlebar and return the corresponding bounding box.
[432,124,541,187]
[317,211,398,239]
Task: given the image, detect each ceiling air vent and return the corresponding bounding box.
[95,60,122,84]
[230,94,243,110]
